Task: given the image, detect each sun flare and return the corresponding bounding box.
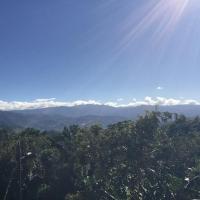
[120,0,191,50]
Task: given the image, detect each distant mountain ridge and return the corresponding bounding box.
[1,104,200,130]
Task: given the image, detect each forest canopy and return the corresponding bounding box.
[1,112,200,200]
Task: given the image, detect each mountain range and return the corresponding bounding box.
[0,104,200,130]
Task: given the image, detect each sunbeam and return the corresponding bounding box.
[120,0,191,50]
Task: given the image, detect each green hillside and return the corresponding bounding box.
[1,112,200,200]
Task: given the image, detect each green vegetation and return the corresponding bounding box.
[1,112,200,200]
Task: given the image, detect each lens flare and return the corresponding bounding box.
[120,0,190,50]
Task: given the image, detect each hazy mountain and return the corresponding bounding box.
[1,104,200,130]
[15,105,154,118]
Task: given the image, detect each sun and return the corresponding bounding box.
[118,0,192,51]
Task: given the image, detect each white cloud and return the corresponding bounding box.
[0,99,101,111]
[35,98,56,102]
[156,86,164,90]
[117,98,123,102]
[0,97,200,110]
[105,101,119,107]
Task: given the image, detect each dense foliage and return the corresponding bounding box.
[1,112,200,200]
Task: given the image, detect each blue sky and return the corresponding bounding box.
[1,0,200,104]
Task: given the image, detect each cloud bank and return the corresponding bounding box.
[0,97,200,111]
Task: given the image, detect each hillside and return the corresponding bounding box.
[1,112,200,199]
[1,104,200,130]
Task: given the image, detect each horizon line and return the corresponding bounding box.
[0,96,200,111]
